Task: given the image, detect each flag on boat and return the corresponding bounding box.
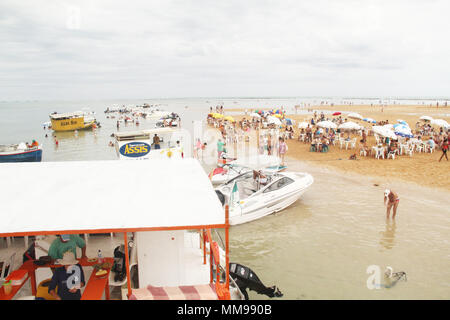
[230,181,240,207]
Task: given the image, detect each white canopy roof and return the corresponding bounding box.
[0,159,225,236]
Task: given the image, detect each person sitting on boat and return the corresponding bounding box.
[31,140,39,148]
[253,170,268,189]
[48,251,85,300]
[49,234,87,262]
[153,134,161,149]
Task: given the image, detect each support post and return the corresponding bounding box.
[225,205,230,289]
[123,232,132,298]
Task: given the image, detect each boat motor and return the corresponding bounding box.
[215,190,226,206]
[229,262,283,300]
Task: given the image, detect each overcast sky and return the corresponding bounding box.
[1,0,449,101]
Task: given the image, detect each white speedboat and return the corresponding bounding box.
[215,170,313,225]
[210,164,287,186]
[209,155,286,186]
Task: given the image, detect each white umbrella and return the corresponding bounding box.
[339,121,361,130]
[382,124,394,130]
[347,112,363,120]
[298,121,309,129]
[250,112,261,118]
[316,120,337,129]
[267,116,282,125]
[372,126,397,140]
[431,119,449,127]
[420,115,433,122]
[393,124,413,138]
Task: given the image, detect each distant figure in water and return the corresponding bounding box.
[384,189,399,219]
[54,137,59,146]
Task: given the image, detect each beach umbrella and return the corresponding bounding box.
[250,112,261,118]
[298,121,309,129]
[285,118,293,125]
[347,112,363,120]
[393,124,413,138]
[317,120,337,129]
[338,121,361,131]
[431,119,449,127]
[273,113,283,119]
[372,126,398,139]
[212,113,224,119]
[420,115,433,122]
[332,112,341,116]
[382,124,394,130]
[224,116,235,122]
[397,119,408,126]
[267,115,282,125]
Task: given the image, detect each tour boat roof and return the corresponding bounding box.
[49,111,85,119]
[0,159,225,236]
[114,128,179,140]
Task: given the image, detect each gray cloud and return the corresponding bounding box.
[0,0,449,100]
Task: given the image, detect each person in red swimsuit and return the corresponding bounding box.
[439,138,448,162]
[384,189,400,219]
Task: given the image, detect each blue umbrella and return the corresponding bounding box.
[285,118,293,125]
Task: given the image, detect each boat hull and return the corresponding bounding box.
[50,117,95,131]
[0,148,42,162]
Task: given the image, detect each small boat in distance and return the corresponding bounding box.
[49,111,97,132]
[0,142,42,162]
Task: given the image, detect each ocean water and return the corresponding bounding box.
[0,97,449,299]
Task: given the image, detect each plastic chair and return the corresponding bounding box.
[109,240,138,290]
[0,252,16,282]
[387,151,396,159]
[405,146,414,157]
[309,145,316,152]
[360,148,367,157]
[350,138,357,149]
[375,148,384,159]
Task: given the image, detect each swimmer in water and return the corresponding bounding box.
[384,189,399,219]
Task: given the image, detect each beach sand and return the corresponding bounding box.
[225,104,450,190]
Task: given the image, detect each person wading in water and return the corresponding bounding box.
[384,189,400,219]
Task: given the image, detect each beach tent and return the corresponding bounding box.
[347,112,363,120]
[316,120,337,129]
[338,121,361,131]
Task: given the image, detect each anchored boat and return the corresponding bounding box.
[0,143,42,163]
[49,111,97,132]
[215,170,314,225]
